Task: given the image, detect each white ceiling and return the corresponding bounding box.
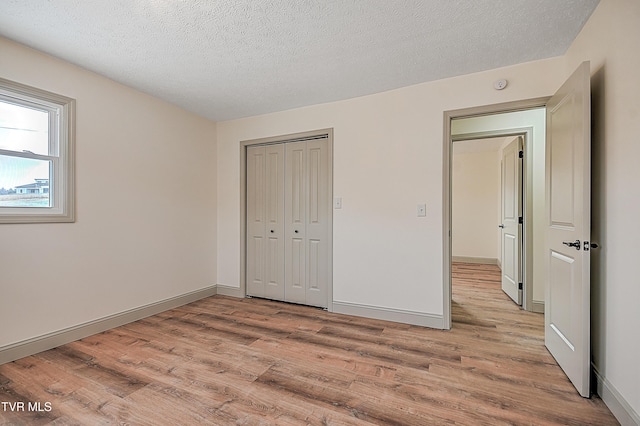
[0,0,599,122]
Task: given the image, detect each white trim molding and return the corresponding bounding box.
[332,301,445,329]
[215,285,244,298]
[593,364,640,426]
[531,300,545,314]
[0,286,216,365]
[452,256,499,265]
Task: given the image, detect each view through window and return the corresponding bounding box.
[0,100,52,208]
[0,78,75,223]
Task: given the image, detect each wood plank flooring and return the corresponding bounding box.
[0,263,618,425]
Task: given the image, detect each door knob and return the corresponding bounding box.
[498,224,505,228]
[294,230,299,233]
[562,240,581,250]
[270,230,274,233]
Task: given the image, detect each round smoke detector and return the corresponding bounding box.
[494,79,508,90]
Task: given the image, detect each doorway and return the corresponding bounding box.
[443,101,548,330]
[443,63,592,398]
[451,135,525,306]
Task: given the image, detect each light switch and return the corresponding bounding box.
[334,197,342,209]
[417,204,426,217]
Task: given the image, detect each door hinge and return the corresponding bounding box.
[518,217,523,224]
[518,283,523,290]
[519,150,523,158]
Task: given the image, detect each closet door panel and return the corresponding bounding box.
[285,142,307,304]
[264,144,285,300]
[305,140,329,308]
[246,146,266,297]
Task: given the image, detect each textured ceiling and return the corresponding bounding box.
[0,0,599,122]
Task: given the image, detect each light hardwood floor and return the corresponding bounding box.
[0,263,618,425]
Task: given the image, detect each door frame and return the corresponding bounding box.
[443,98,548,329]
[239,128,334,311]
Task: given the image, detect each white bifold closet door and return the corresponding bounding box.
[246,144,286,301]
[246,137,330,308]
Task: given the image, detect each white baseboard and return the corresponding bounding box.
[332,301,445,329]
[531,300,545,314]
[0,285,216,366]
[215,285,244,298]
[593,364,640,426]
[452,256,499,265]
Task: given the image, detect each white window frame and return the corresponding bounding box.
[0,78,75,223]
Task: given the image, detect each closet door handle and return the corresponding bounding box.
[294,230,299,233]
[270,230,274,233]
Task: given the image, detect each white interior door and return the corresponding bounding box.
[284,139,330,308]
[246,144,285,300]
[247,133,331,309]
[246,145,266,297]
[302,138,330,308]
[500,137,523,305]
[545,61,591,397]
[284,141,307,305]
[264,144,286,300]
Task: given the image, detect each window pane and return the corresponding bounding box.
[0,155,51,208]
[0,100,50,155]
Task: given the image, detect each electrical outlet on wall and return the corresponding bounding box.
[417,204,426,217]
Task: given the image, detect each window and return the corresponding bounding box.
[0,78,75,223]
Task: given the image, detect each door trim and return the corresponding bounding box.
[240,128,334,311]
[443,98,549,329]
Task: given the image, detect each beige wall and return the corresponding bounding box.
[216,57,564,318]
[451,146,500,262]
[564,0,640,422]
[0,38,218,349]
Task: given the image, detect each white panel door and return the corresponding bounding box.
[303,139,330,308]
[285,141,307,305]
[545,61,591,397]
[500,137,523,305]
[263,144,285,300]
[246,146,266,297]
[246,144,285,300]
[248,135,331,309]
[284,139,330,308]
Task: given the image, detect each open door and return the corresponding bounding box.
[500,136,523,305]
[545,61,591,397]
